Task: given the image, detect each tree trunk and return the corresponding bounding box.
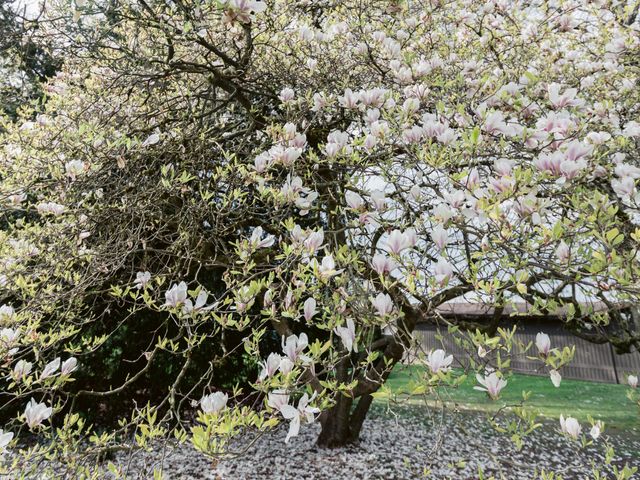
[316,394,374,448]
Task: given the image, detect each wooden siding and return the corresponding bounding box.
[412,324,640,384]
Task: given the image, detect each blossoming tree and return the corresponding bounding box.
[1,0,640,475]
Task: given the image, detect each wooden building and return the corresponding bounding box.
[413,301,640,384]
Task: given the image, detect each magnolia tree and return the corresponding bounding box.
[1,0,640,476]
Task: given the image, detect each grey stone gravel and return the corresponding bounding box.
[7,407,640,479]
[103,408,640,480]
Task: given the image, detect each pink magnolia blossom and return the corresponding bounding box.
[443,189,465,209]
[550,369,562,388]
[282,333,309,362]
[371,253,397,276]
[0,327,19,346]
[317,255,343,279]
[303,229,324,255]
[334,318,357,353]
[612,178,636,199]
[345,191,364,210]
[278,87,295,103]
[12,360,32,381]
[386,229,417,255]
[622,121,640,138]
[489,176,514,193]
[371,292,394,317]
[474,372,507,399]
[494,159,514,176]
[267,389,290,412]
[548,83,583,109]
[221,0,267,24]
[278,358,294,375]
[585,131,611,145]
[259,353,282,380]
[432,225,449,250]
[628,375,638,388]
[303,298,317,322]
[182,289,209,314]
[433,204,454,222]
[370,190,387,211]
[535,332,551,355]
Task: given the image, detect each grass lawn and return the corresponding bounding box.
[383,364,640,431]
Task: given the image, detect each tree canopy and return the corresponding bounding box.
[1,0,640,476]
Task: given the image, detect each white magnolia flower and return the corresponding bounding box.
[477,345,488,358]
[279,87,295,103]
[279,393,320,443]
[474,372,507,399]
[425,349,453,374]
[0,327,19,346]
[303,229,324,254]
[250,227,275,249]
[12,359,32,381]
[24,399,53,428]
[628,375,638,388]
[65,160,85,179]
[370,190,387,211]
[560,414,581,439]
[303,298,317,322]
[61,357,78,375]
[141,132,160,147]
[556,241,570,263]
[165,281,188,307]
[200,392,228,414]
[433,203,454,222]
[134,271,151,290]
[278,357,294,375]
[0,429,13,454]
[334,318,357,353]
[183,289,209,314]
[282,333,309,362]
[0,305,15,322]
[259,352,282,380]
[434,258,454,285]
[36,202,65,216]
[41,358,61,380]
[550,369,562,388]
[317,255,343,279]
[590,421,603,440]
[622,121,640,138]
[371,292,394,317]
[535,332,551,355]
[267,389,290,411]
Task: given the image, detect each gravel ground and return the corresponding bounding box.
[7,407,640,479]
